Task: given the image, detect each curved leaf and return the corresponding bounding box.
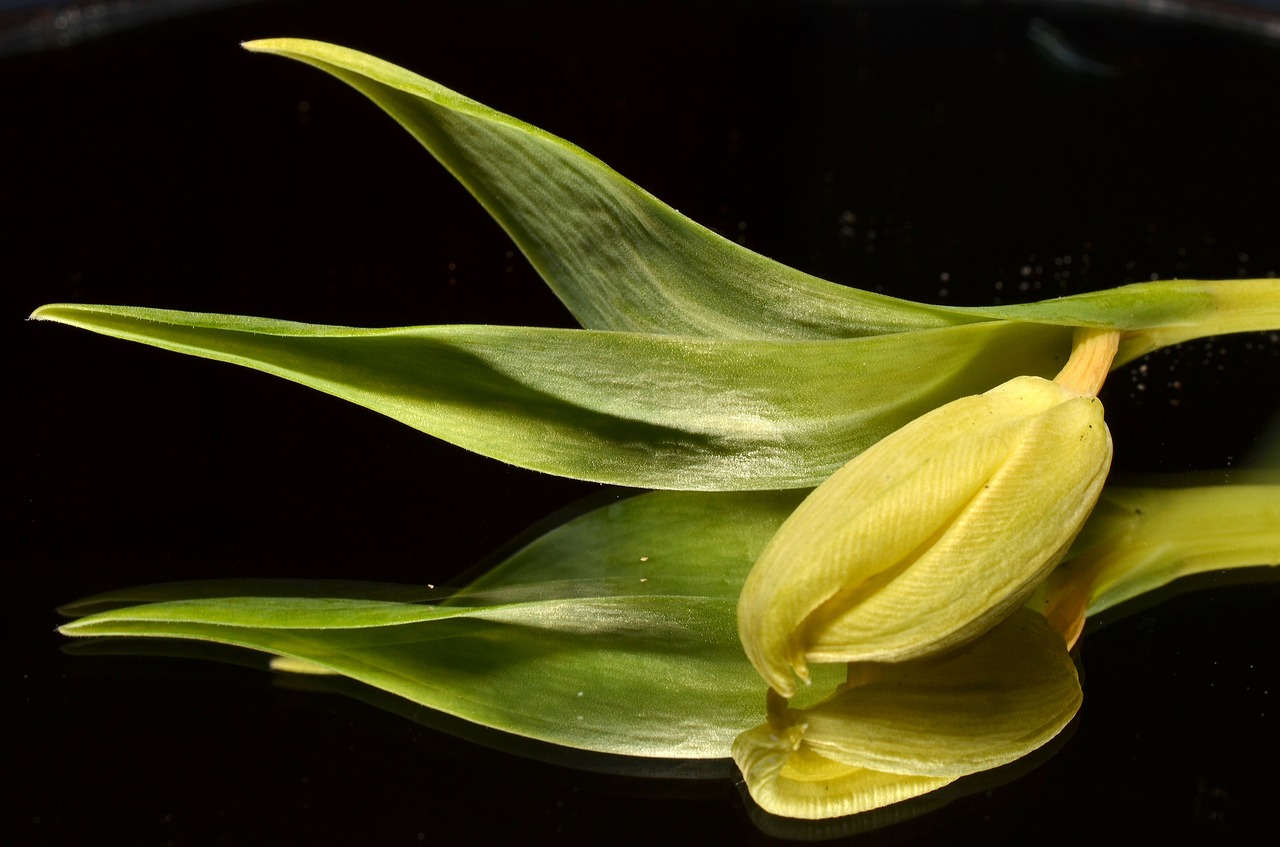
[56,479,1274,763]
[241,38,978,340]
[62,595,755,758]
[241,41,1280,359]
[29,303,1073,489]
[61,595,846,759]
[55,488,843,758]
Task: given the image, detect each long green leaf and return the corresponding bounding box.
[55,488,840,758]
[58,579,437,618]
[240,40,1280,359]
[29,303,1072,489]
[62,595,760,758]
[61,594,844,759]
[241,38,978,341]
[57,479,1277,761]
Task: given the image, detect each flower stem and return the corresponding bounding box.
[1054,328,1121,397]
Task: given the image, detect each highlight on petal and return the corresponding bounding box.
[737,375,1111,695]
[732,609,1082,820]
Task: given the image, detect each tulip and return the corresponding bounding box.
[738,330,1118,696]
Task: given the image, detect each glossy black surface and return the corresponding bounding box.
[9,1,1279,843]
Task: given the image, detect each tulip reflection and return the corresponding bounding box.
[732,608,1081,820]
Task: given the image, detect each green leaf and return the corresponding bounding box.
[58,579,437,618]
[62,595,762,758]
[241,38,978,341]
[29,303,1072,489]
[1028,475,1280,643]
[450,489,806,604]
[982,279,1280,365]
[56,479,1275,764]
[240,41,1280,360]
[33,40,1280,494]
[59,488,845,758]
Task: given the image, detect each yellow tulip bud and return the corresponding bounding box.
[738,364,1113,697]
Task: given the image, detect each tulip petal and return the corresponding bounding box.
[733,723,953,821]
[738,376,1110,694]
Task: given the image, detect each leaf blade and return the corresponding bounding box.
[30,303,1073,489]
[62,593,845,759]
[52,489,838,758]
[975,278,1280,364]
[241,38,979,340]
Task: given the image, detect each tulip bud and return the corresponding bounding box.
[738,372,1112,697]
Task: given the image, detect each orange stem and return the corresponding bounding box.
[1054,327,1121,397]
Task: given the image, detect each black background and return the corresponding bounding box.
[7,1,1280,844]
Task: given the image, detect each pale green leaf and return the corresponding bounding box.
[982,278,1280,365]
[241,38,977,340]
[58,579,436,618]
[240,41,1280,359]
[62,595,755,758]
[61,596,846,759]
[1078,481,1280,616]
[29,303,1072,490]
[450,489,805,604]
[57,489,843,758]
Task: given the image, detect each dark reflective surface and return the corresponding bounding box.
[9,1,1279,843]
